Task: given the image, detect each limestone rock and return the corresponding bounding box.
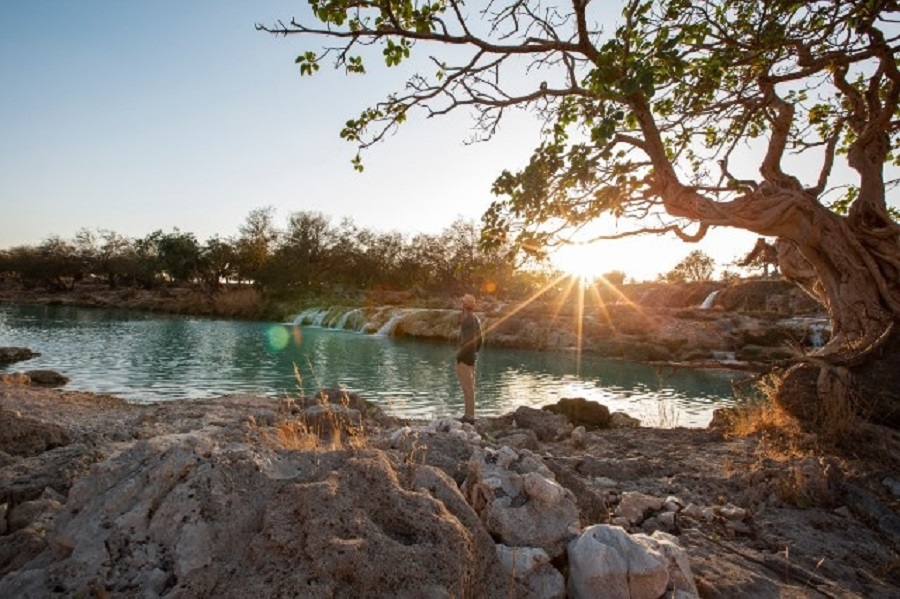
[567,525,670,599]
[568,526,698,598]
[463,446,580,558]
[514,406,572,442]
[615,491,665,526]
[0,435,507,598]
[496,544,565,599]
[0,409,71,457]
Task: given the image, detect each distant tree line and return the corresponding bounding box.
[0,207,559,300]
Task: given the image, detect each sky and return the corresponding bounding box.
[1,1,789,282]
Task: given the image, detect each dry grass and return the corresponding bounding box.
[251,365,369,452]
[726,374,814,460]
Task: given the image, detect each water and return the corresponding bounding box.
[700,290,720,309]
[0,304,743,427]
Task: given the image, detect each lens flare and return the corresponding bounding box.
[266,325,291,351]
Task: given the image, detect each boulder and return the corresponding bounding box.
[0,435,507,598]
[514,406,572,442]
[0,347,40,365]
[23,370,69,387]
[614,491,665,526]
[462,446,580,558]
[567,525,698,599]
[496,544,565,599]
[543,397,611,429]
[609,412,641,429]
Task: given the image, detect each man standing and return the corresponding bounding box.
[456,294,483,424]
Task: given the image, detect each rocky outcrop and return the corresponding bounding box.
[0,347,40,365]
[1,436,508,598]
[2,387,898,598]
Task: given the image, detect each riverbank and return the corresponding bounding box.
[2,383,899,597]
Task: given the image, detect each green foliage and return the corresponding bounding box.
[0,208,558,303]
[665,250,715,283]
[263,0,900,270]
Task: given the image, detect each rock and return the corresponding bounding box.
[0,373,30,386]
[8,494,63,534]
[0,503,7,535]
[463,446,580,558]
[496,544,565,599]
[0,409,71,457]
[788,457,843,508]
[614,491,665,526]
[566,525,670,599]
[23,370,69,387]
[309,387,391,425]
[0,436,508,598]
[303,404,361,437]
[390,424,475,485]
[883,477,900,498]
[495,428,540,450]
[0,347,40,365]
[571,425,587,448]
[609,412,641,428]
[514,406,572,442]
[719,503,748,521]
[635,531,699,597]
[543,397,611,429]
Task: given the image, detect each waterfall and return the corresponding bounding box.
[808,323,829,348]
[700,290,720,309]
[376,310,409,336]
[292,308,328,326]
[335,308,363,331]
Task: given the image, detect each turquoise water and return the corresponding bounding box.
[0,304,742,427]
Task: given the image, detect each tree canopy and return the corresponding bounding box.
[260,0,900,367]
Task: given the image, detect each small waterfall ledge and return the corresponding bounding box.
[699,290,720,309]
[291,306,459,341]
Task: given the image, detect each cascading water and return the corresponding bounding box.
[700,290,720,309]
[807,323,829,348]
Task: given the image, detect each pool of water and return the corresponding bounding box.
[0,303,743,427]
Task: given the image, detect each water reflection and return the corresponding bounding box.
[0,304,740,427]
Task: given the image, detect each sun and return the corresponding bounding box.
[551,244,616,282]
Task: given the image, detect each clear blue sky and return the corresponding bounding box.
[1,1,772,281]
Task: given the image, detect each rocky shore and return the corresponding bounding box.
[2,383,899,598]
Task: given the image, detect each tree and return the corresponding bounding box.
[199,235,237,289]
[262,0,900,426]
[665,250,715,282]
[261,211,336,294]
[156,229,201,285]
[603,270,627,286]
[235,206,279,286]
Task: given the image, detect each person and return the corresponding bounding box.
[455,293,483,424]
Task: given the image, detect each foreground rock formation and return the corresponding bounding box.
[2,384,899,598]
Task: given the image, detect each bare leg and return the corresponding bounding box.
[455,361,476,420]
